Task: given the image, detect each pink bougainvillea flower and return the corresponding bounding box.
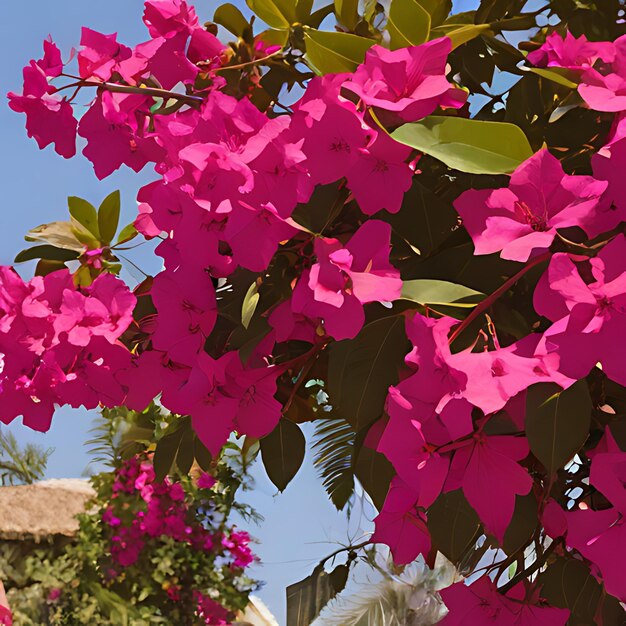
[440,576,569,625]
[564,507,626,602]
[346,130,414,215]
[527,31,615,71]
[371,477,431,565]
[290,220,402,340]
[77,27,132,81]
[79,91,164,179]
[187,27,225,65]
[151,267,217,365]
[455,149,608,262]
[143,0,199,38]
[591,113,626,215]
[343,38,467,123]
[295,98,370,186]
[136,33,199,89]
[447,433,532,542]
[8,63,77,158]
[224,200,299,271]
[197,472,216,490]
[36,37,64,78]
[535,236,626,385]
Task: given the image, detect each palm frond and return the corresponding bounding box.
[0,429,51,486]
[312,416,356,510]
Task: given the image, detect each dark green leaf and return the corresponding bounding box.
[260,419,306,491]
[539,557,626,625]
[416,0,451,25]
[428,490,481,564]
[502,493,537,554]
[328,564,349,594]
[387,0,430,49]
[525,379,592,474]
[306,3,335,27]
[14,245,79,264]
[303,27,375,74]
[328,316,409,431]
[353,441,395,511]
[214,3,250,36]
[193,436,213,471]
[68,196,100,239]
[175,428,195,475]
[98,190,121,245]
[391,116,534,174]
[296,0,314,21]
[286,566,335,626]
[154,425,187,481]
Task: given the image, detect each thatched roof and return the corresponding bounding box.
[0,479,94,541]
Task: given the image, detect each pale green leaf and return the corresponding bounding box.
[387,0,430,49]
[303,27,375,74]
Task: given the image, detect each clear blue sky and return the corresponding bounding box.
[0,0,488,621]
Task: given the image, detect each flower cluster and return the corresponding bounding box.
[99,456,255,624]
[0,268,135,431]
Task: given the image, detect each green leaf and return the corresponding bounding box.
[428,489,481,564]
[154,422,188,481]
[296,0,314,21]
[312,416,355,510]
[502,493,538,554]
[526,66,579,89]
[14,244,79,264]
[525,379,592,474]
[353,435,395,511]
[98,190,121,245]
[328,316,409,431]
[286,565,335,626]
[303,27,375,74]
[415,0,451,26]
[387,0,430,49]
[260,419,306,491]
[391,116,534,175]
[115,222,139,245]
[175,428,195,475]
[306,3,335,27]
[246,0,295,29]
[68,196,100,239]
[214,3,250,36]
[400,279,483,307]
[26,221,86,252]
[334,0,359,29]
[241,281,261,329]
[430,23,491,48]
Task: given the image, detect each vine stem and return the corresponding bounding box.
[448,252,551,345]
[57,79,205,104]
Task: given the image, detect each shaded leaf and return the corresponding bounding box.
[303,27,375,74]
[353,440,395,511]
[154,422,189,481]
[428,489,481,564]
[98,190,121,245]
[416,0,451,26]
[525,379,592,474]
[260,419,306,491]
[387,0,430,49]
[214,3,250,36]
[14,245,79,264]
[502,493,537,554]
[328,316,409,431]
[68,196,100,239]
[392,116,534,174]
[175,428,195,475]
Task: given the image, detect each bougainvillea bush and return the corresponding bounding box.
[7,0,626,622]
[2,407,258,625]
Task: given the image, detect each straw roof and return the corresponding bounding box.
[0,479,94,541]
